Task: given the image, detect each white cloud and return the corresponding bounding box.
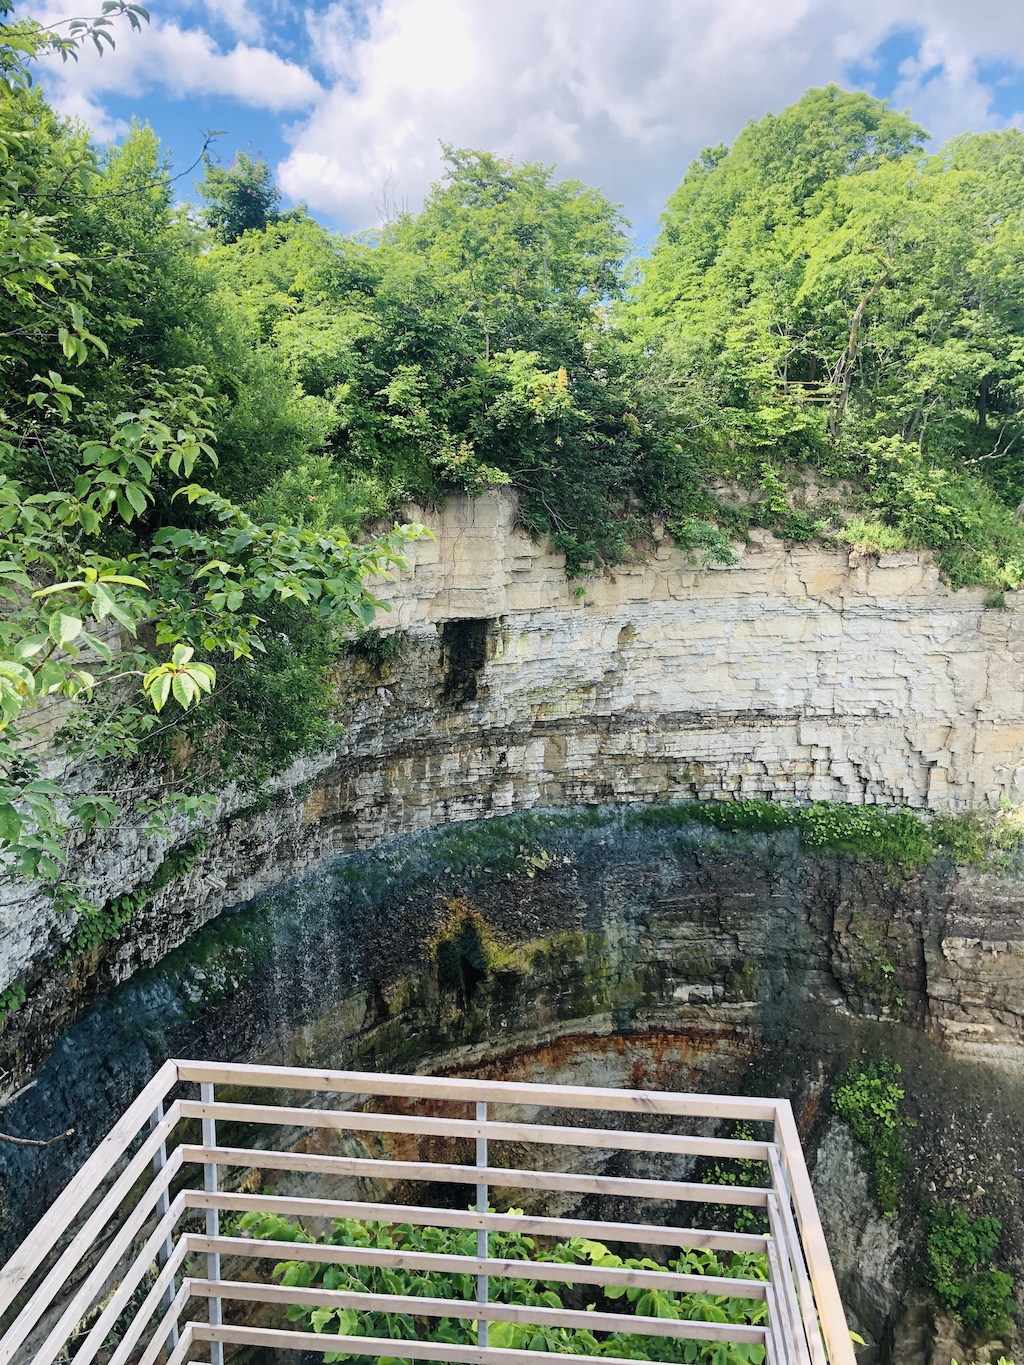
[199,0,264,42]
[36,4,320,123]
[276,0,1024,231]
[35,0,1024,231]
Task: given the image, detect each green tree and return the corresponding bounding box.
[0,7,422,907]
[209,148,667,573]
[198,149,281,243]
[632,86,1024,587]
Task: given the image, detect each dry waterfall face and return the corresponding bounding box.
[1,492,1023,1364]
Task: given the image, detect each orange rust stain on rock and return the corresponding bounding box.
[436,1026,758,1094]
[798,1093,822,1142]
[300,784,332,826]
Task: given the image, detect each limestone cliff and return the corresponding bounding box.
[3,490,1024,1080]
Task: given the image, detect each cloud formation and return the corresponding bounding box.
[36,2,320,125]
[36,0,1024,231]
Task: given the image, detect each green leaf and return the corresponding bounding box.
[124,482,149,515]
[0,803,22,842]
[171,673,196,709]
[49,612,83,648]
[147,672,172,712]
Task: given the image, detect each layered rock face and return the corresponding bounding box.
[3,491,1024,1078]
[377,491,1024,814]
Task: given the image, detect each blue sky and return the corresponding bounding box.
[32,0,1024,241]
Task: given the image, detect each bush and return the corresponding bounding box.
[243,1210,769,1364]
[831,1059,914,1214]
[831,519,909,554]
[924,1205,1015,1337]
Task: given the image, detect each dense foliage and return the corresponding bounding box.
[238,1210,768,1365]
[634,85,1024,587]
[0,6,421,903]
[924,1204,1015,1336]
[207,146,666,575]
[830,1059,914,1215]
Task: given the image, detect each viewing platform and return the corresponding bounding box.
[0,1062,854,1365]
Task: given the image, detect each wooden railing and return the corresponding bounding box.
[0,1061,856,1365]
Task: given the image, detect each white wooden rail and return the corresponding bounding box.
[0,1061,856,1365]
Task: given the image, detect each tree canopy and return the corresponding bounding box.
[633,85,1024,584]
[198,149,281,243]
[7,8,1024,928]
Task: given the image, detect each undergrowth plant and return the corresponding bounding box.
[691,1124,770,1236]
[831,1059,914,1215]
[241,1211,768,1365]
[633,799,1024,873]
[924,1205,1016,1338]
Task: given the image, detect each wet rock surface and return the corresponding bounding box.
[0,810,1021,1365]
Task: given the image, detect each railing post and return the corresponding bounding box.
[200,1081,224,1365]
[148,1102,179,1351]
[476,1100,488,1349]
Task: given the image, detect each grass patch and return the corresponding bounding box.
[632,800,934,870]
[634,798,1024,872]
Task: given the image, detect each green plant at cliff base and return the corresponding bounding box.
[240,1210,768,1365]
[831,1059,914,1215]
[925,1205,1016,1338]
[0,981,26,1023]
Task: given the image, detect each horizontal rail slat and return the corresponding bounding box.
[69,1192,187,1365]
[179,1100,772,1160]
[175,1061,779,1120]
[139,1279,191,1365]
[0,1059,178,1332]
[186,1189,770,1253]
[179,1145,771,1206]
[187,1276,767,1343]
[194,1321,766,1364]
[187,1235,768,1299]
[107,1237,190,1365]
[161,1316,193,1365]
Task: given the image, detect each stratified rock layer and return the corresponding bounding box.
[3,492,1024,1078]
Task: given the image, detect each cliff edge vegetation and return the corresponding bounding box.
[6,3,1024,913]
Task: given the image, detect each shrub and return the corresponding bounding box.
[831,518,908,554]
[925,1205,1015,1337]
[831,1059,914,1215]
[243,1210,770,1365]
